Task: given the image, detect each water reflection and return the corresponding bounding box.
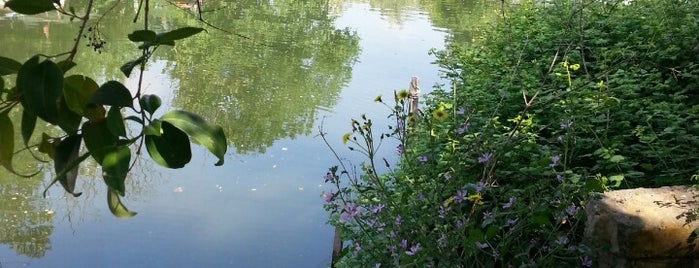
[167,0,360,153]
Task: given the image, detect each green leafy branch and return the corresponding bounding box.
[0,0,228,217]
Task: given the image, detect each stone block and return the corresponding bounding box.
[585,186,699,268]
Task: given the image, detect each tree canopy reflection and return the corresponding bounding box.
[167,0,360,154]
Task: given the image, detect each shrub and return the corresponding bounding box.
[322,0,699,266]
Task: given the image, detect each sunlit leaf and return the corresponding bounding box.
[0,56,22,76]
[127,30,157,43]
[156,27,204,44]
[102,145,130,196]
[89,81,133,108]
[57,96,81,134]
[21,108,36,146]
[17,56,63,124]
[4,0,55,15]
[106,106,126,138]
[145,121,191,168]
[107,187,137,218]
[139,94,161,115]
[54,134,83,197]
[161,110,227,166]
[64,75,105,121]
[82,120,117,164]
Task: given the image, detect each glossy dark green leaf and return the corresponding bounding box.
[127,30,157,43]
[89,81,133,108]
[21,108,36,146]
[107,187,137,218]
[161,110,227,166]
[0,112,15,172]
[120,57,144,78]
[82,120,117,164]
[16,56,63,124]
[102,145,130,196]
[4,0,55,15]
[57,96,81,134]
[54,134,83,197]
[145,121,191,168]
[156,27,204,44]
[63,75,105,121]
[0,56,22,76]
[139,94,161,115]
[124,115,143,124]
[106,106,126,138]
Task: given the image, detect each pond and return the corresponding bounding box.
[0,0,494,267]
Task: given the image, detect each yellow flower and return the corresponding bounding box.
[443,196,455,208]
[374,95,383,102]
[342,133,351,144]
[432,109,448,121]
[467,194,484,205]
[396,89,410,100]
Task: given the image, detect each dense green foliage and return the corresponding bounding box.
[324,0,699,266]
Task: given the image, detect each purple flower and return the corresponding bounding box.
[454,190,467,204]
[581,256,592,267]
[438,206,450,218]
[322,192,334,203]
[566,205,578,216]
[502,197,515,209]
[400,239,407,249]
[340,203,360,221]
[395,145,404,154]
[375,263,381,268]
[405,243,421,256]
[478,152,492,163]
[557,135,564,143]
[395,215,402,226]
[456,123,470,134]
[376,222,385,232]
[389,231,396,238]
[560,119,573,129]
[555,236,569,246]
[354,242,362,253]
[443,172,452,181]
[371,203,385,214]
[483,211,493,219]
[475,242,489,249]
[507,218,519,226]
[556,174,563,182]
[549,155,560,168]
[417,156,428,163]
[456,107,465,115]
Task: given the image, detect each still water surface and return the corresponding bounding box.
[0,0,493,267]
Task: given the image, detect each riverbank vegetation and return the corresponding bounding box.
[322,0,699,266]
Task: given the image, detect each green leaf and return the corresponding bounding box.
[161,110,227,166]
[4,0,55,15]
[127,30,157,43]
[21,108,36,146]
[82,120,117,164]
[145,121,192,168]
[57,96,81,134]
[106,106,126,138]
[610,155,625,163]
[0,112,15,172]
[0,56,22,76]
[124,115,143,124]
[139,94,161,115]
[17,56,63,124]
[63,75,105,121]
[107,187,137,218]
[102,145,130,196]
[120,57,145,78]
[156,27,204,44]
[38,133,57,158]
[89,81,133,108]
[54,134,83,197]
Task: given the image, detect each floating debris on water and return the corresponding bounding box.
[174,187,184,193]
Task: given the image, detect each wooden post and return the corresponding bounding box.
[408,76,420,115]
[331,226,342,267]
